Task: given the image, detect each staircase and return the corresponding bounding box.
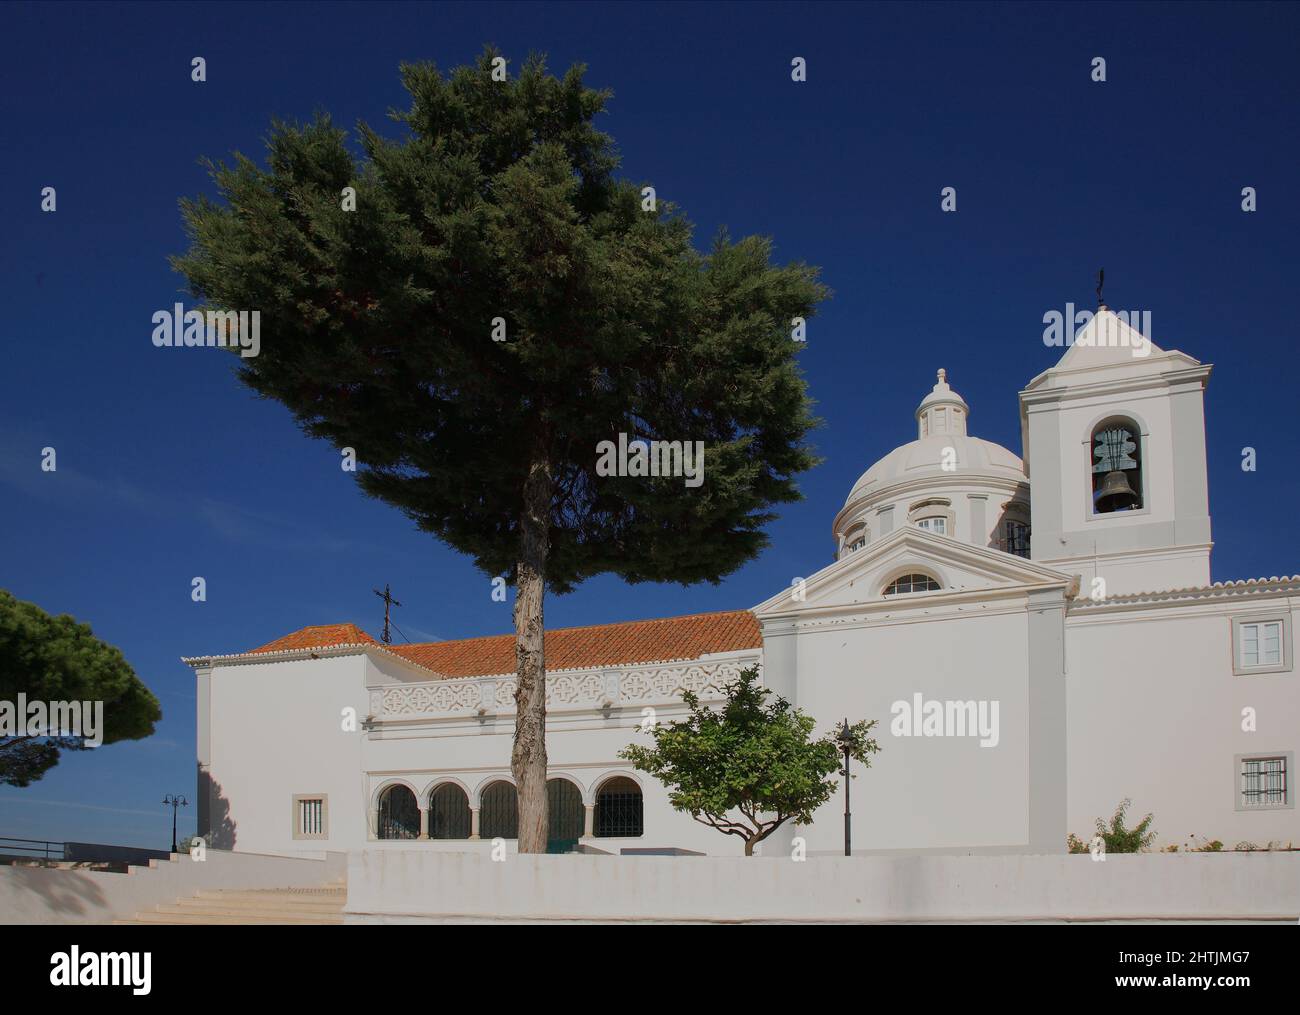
[115,880,346,925]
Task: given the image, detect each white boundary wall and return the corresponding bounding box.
[345,849,1300,923]
[1,849,345,924]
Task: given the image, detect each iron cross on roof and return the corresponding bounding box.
[373,584,402,644]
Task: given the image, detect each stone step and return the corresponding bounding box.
[120,904,343,920]
[186,892,344,909]
[165,901,344,918]
[116,880,348,925]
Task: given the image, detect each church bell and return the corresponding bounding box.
[1095,470,1139,512]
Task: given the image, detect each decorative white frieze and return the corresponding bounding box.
[372,659,756,722]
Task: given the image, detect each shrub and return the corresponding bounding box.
[1070,798,1156,854]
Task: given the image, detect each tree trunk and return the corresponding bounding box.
[744,837,756,857]
[511,446,552,854]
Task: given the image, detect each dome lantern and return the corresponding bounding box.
[915,368,970,439]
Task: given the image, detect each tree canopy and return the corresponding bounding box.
[0,590,161,787]
[622,666,879,855]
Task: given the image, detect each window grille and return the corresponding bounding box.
[1004,520,1031,557]
[594,777,643,837]
[429,784,471,839]
[1241,756,1287,809]
[479,781,519,839]
[547,779,586,852]
[296,797,325,838]
[377,785,419,839]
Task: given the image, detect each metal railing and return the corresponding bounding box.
[0,836,67,864]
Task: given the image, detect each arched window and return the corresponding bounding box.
[908,498,952,536]
[547,778,585,852]
[428,783,471,840]
[1091,419,1143,513]
[377,784,419,840]
[843,524,867,554]
[479,781,518,840]
[594,777,643,838]
[883,573,941,596]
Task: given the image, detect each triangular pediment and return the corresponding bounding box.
[752,527,1074,618]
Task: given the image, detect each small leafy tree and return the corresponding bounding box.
[621,666,878,855]
[1075,798,1155,854]
[0,590,161,786]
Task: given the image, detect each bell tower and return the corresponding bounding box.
[1018,306,1213,596]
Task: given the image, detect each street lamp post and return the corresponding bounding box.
[836,718,853,857]
[163,794,188,854]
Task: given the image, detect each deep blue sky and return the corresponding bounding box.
[2,1,1296,848]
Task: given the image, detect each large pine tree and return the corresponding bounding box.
[0,590,160,786]
[174,49,826,852]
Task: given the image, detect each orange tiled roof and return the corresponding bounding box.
[248,610,760,676]
[388,610,760,677]
[250,623,378,654]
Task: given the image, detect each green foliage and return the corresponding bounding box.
[0,590,161,786]
[1093,798,1156,853]
[1066,832,1089,854]
[621,666,878,854]
[171,47,827,594]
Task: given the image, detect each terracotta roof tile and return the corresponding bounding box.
[246,611,760,678]
[250,623,379,654]
[392,609,759,677]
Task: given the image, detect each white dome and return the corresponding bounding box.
[832,370,1030,555]
[843,433,1024,509]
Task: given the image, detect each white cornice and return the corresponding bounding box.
[1020,361,1212,405]
[1068,575,1300,612]
[180,642,445,678]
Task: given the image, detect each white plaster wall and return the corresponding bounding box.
[206,650,747,856]
[344,849,1300,923]
[205,655,369,855]
[791,608,1032,853]
[1066,601,1300,849]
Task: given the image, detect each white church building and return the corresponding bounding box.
[184,309,1299,858]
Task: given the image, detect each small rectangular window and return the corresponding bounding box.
[1239,756,1288,809]
[293,795,328,840]
[1232,615,1291,675]
[1257,623,1280,664]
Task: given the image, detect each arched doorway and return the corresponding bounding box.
[546,778,585,853]
[428,783,471,839]
[594,776,643,838]
[479,780,518,839]
[377,784,419,840]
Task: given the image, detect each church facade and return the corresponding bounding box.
[185,309,1299,857]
